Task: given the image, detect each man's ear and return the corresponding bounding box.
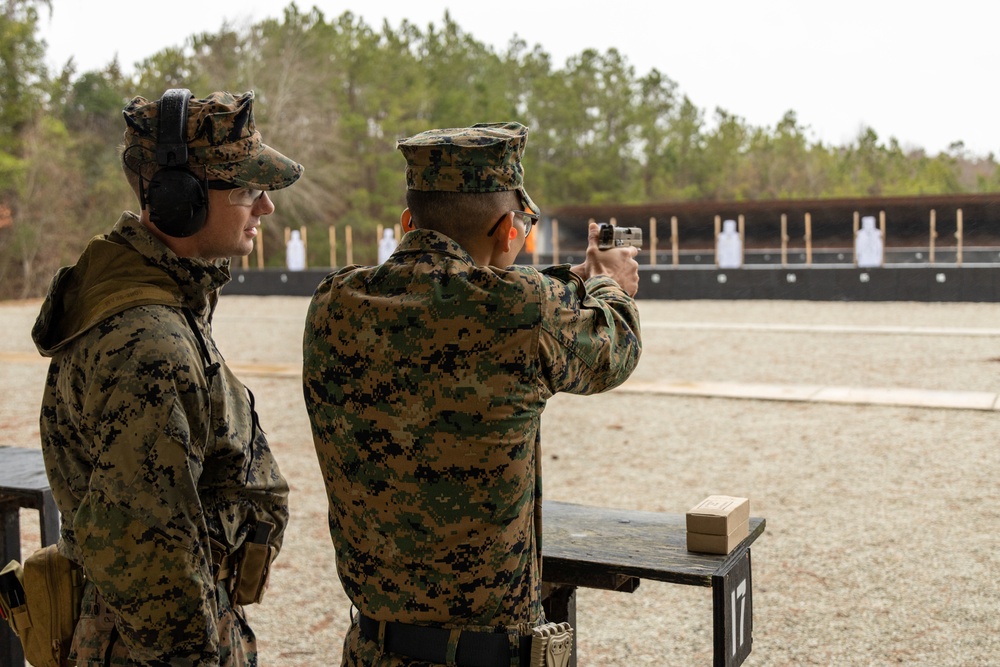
[401,208,414,230]
[494,212,514,253]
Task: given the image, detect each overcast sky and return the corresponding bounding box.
[36,0,1000,158]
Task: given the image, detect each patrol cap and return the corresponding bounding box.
[396,122,539,215]
[122,90,303,190]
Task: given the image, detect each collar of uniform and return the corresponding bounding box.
[111,211,232,313]
[394,228,478,266]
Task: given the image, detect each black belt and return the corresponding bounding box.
[358,613,533,667]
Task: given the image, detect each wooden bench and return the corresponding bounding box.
[0,448,765,666]
[0,446,60,667]
[542,500,765,667]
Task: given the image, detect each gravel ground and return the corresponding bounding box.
[2,295,999,666]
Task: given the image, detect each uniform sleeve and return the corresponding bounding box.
[73,326,221,665]
[537,269,642,395]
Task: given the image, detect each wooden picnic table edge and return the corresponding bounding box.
[542,500,765,588]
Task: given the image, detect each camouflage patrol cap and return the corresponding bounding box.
[396,122,539,215]
[122,90,303,190]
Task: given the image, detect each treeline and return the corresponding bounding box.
[2,1,999,298]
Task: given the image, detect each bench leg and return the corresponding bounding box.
[39,489,60,547]
[712,547,753,667]
[542,584,577,667]
[0,502,26,667]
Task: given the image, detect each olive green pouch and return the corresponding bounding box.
[232,521,275,605]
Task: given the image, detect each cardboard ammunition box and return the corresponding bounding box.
[686,518,749,554]
[686,495,750,535]
[686,495,751,555]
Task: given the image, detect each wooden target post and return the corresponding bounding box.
[648,217,657,265]
[551,219,560,265]
[852,211,860,265]
[345,225,354,266]
[714,215,721,267]
[956,208,963,266]
[780,213,789,266]
[879,210,886,254]
[804,213,812,265]
[738,214,745,266]
[670,216,679,266]
[329,226,337,268]
[929,209,937,264]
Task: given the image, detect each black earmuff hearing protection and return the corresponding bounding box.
[145,88,208,238]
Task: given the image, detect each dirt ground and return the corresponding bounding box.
[2,295,999,666]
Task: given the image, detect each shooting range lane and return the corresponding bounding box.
[2,296,998,665]
[10,298,995,408]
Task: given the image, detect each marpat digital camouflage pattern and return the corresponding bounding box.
[122,90,303,190]
[32,213,289,666]
[397,122,539,215]
[302,229,641,666]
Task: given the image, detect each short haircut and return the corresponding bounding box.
[121,144,156,196]
[406,189,520,243]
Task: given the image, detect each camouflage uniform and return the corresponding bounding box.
[302,123,641,666]
[120,90,303,191]
[31,90,301,666]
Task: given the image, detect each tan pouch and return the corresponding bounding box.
[0,546,84,667]
[231,522,275,606]
[529,621,574,667]
[0,559,28,635]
